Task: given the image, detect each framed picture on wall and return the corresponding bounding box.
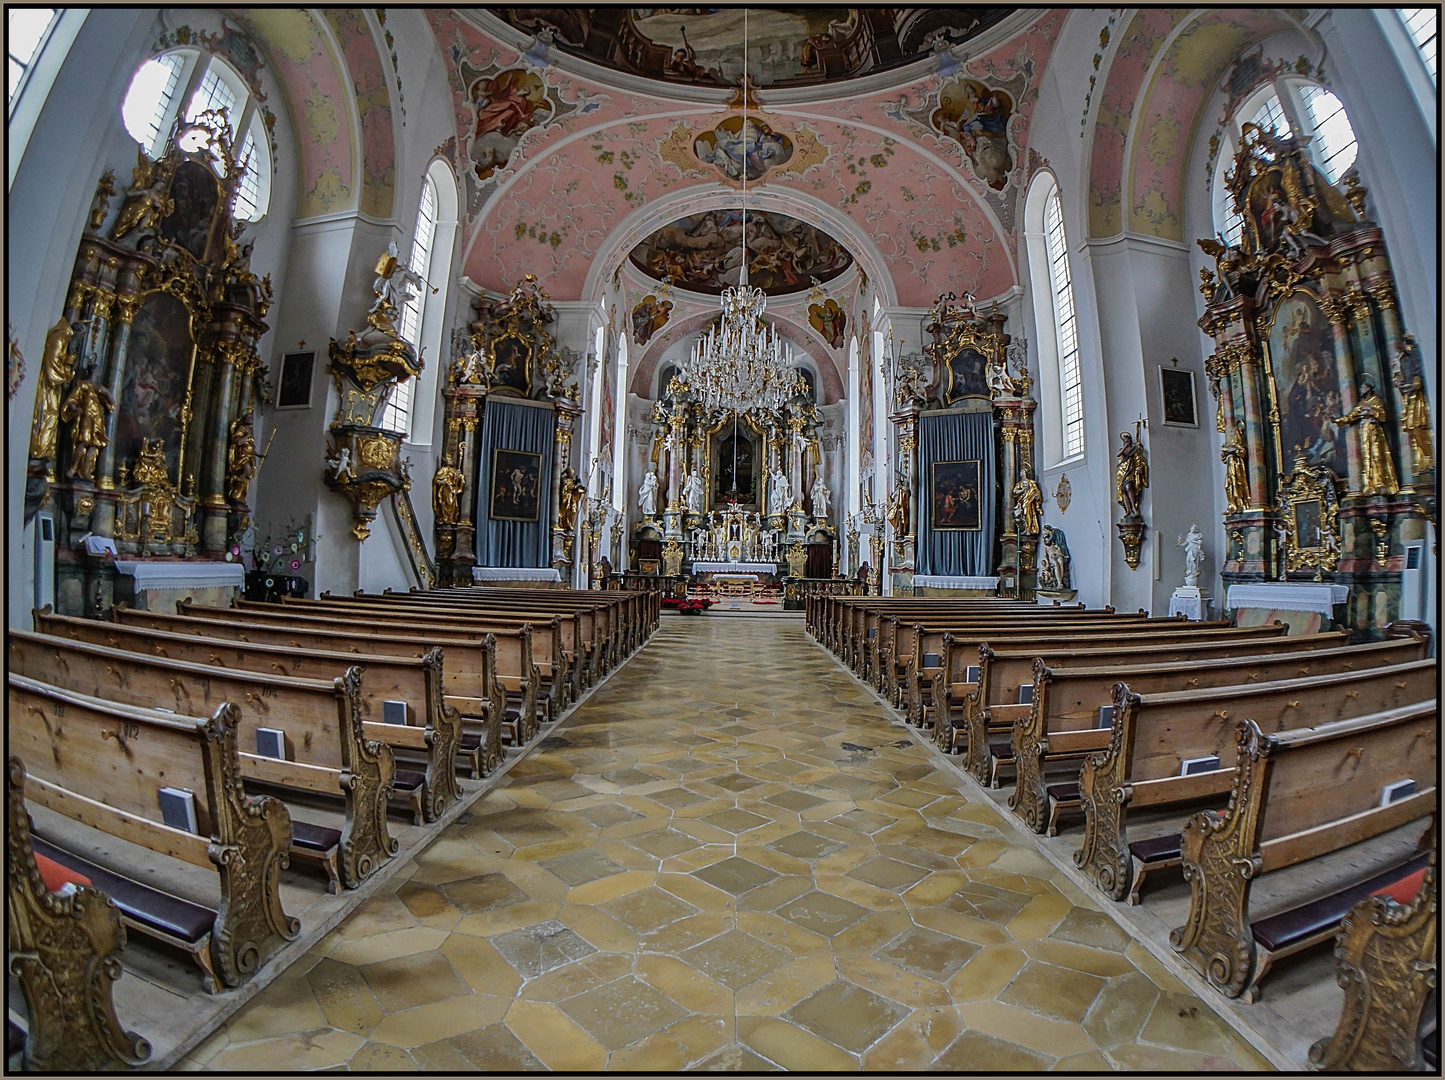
[490,448,543,522]
[276,351,315,409]
[931,459,983,531]
[1159,366,1198,427]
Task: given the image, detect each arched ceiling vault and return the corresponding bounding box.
[425,8,1070,307]
[1087,7,1308,241]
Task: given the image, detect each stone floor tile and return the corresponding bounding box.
[601,884,698,933]
[638,909,733,953]
[226,974,327,1043]
[306,958,384,1038]
[556,974,690,1050]
[767,829,848,861]
[1139,990,1256,1058]
[681,928,789,989]
[874,925,979,982]
[1080,971,1159,1048]
[540,848,627,888]
[955,1000,1095,1058]
[367,992,511,1048]
[488,918,598,978]
[860,1005,964,1071]
[437,932,523,997]
[835,956,952,1010]
[360,951,471,1014]
[735,1015,857,1072]
[1051,906,1135,952]
[692,855,780,896]
[436,871,529,915]
[997,960,1107,1023]
[735,873,814,913]
[634,954,735,1015]
[608,1014,734,1071]
[847,856,932,892]
[1020,938,1137,978]
[775,888,871,937]
[326,926,451,968]
[930,1028,1055,1072]
[503,999,609,1072]
[784,978,911,1053]
[411,1022,543,1071]
[518,951,634,1003]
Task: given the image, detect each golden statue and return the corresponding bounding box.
[1334,381,1399,496]
[132,438,170,488]
[111,146,174,241]
[886,480,910,538]
[432,454,465,525]
[29,318,77,461]
[1011,468,1042,536]
[58,381,113,482]
[1398,375,1434,474]
[1115,420,1149,519]
[1221,429,1249,514]
[225,411,257,502]
[558,467,585,533]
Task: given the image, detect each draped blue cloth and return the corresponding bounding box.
[475,399,554,568]
[917,411,997,576]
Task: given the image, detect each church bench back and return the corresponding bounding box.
[400,585,652,648]
[849,602,1109,672]
[8,676,297,990]
[1070,636,1430,898]
[7,756,152,1071]
[37,609,467,816]
[8,630,395,889]
[1172,700,1437,1001]
[1010,657,1438,835]
[824,597,1041,657]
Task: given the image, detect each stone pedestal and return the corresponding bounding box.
[1168,585,1212,621]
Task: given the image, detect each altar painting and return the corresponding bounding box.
[943,344,990,404]
[1264,290,1347,472]
[116,292,195,478]
[159,160,223,261]
[932,459,982,531]
[490,449,542,522]
[713,428,758,507]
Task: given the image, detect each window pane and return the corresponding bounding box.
[1403,7,1438,83]
[1043,188,1084,458]
[381,381,413,435]
[1300,85,1358,183]
[8,8,56,67]
[187,62,238,129]
[121,53,185,153]
[398,178,437,348]
[234,128,263,220]
[1249,93,1292,137]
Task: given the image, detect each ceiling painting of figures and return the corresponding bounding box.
[496,7,1015,89]
[628,209,854,296]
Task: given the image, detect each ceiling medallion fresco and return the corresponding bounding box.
[498,7,1014,90]
[658,112,828,186]
[628,210,854,296]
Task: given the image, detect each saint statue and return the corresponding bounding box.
[769,467,791,514]
[432,453,465,525]
[638,466,660,518]
[58,380,113,482]
[1398,374,1434,474]
[683,468,705,514]
[1039,526,1071,591]
[29,318,77,462]
[1177,523,1206,587]
[810,475,831,520]
[1011,468,1042,536]
[225,410,257,502]
[558,467,585,532]
[886,482,910,538]
[1333,378,1399,496]
[1115,421,1149,519]
[1221,429,1249,514]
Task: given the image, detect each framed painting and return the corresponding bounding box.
[115,291,197,481]
[490,448,542,522]
[1159,366,1198,427]
[931,459,982,531]
[1291,497,1324,551]
[489,330,532,397]
[638,558,660,575]
[276,351,315,410]
[159,159,223,262]
[943,344,990,404]
[1263,289,1347,473]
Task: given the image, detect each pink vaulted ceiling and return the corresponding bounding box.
[427,9,1067,307]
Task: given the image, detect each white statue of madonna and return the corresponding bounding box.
[1178,522,1206,587]
[810,475,831,520]
[638,467,660,518]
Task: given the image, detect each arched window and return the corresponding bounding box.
[7,8,57,107]
[1024,173,1084,464]
[381,175,440,435]
[794,365,817,403]
[120,49,271,221]
[1211,79,1360,239]
[1402,8,1438,84]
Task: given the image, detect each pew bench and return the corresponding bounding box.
[9,631,397,890]
[1070,636,1430,901]
[1171,700,1438,1003]
[7,756,152,1072]
[8,678,298,991]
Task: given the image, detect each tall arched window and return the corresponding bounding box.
[7,8,58,107]
[381,175,439,435]
[1024,173,1084,464]
[119,49,271,221]
[1402,8,1438,84]
[1211,78,1360,240]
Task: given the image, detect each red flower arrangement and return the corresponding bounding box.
[662,597,713,615]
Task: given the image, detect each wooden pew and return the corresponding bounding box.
[1014,657,1437,837]
[1170,701,1437,1002]
[8,631,396,889]
[849,602,1076,682]
[1070,637,1431,900]
[226,599,581,705]
[7,756,152,1071]
[8,679,298,990]
[173,600,567,718]
[811,595,1061,651]
[430,584,656,656]
[112,604,517,775]
[1308,855,1437,1071]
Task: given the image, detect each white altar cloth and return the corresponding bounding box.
[912,575,1000,590]
[472,567,562,582]
[1225,582,1348,615]
[692,562,776,574]
[113,560,245,591]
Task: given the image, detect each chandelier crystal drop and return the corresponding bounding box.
[676,4,802,419]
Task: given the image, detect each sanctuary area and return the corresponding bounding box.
[5,5,1438,1074]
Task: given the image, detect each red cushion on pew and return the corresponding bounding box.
[1372,867,1427,906]
[33,851,92,893]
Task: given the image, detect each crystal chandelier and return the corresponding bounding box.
[677,7,801,418]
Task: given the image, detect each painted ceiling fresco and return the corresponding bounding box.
[427,7,1067,308]
[496,7,1015,89]
[627,209,854,295]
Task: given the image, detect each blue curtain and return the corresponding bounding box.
[475,399,554,568]
[917,411,997,576]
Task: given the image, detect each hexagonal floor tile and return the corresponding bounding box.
[846,857,931,892]
[783,978,910,1053]
[691,856,780,896]
[488,919,597,978]
[542,850,627,888]
[557,975,689,1051]
[775,890,871,938]
[680,929,789,989]
[874,925,978,981]
[702,808,771,834]
[767,830,847,862]
[438,873,530,915]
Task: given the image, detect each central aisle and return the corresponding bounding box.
[197,617,1269,1071]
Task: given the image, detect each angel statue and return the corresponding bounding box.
[58,380,114,482]
[368,240,426,338]
[986,351,1020,398]
[111,146,175,243]
[1115,420,1149,519]
[1177,523,1206,587]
